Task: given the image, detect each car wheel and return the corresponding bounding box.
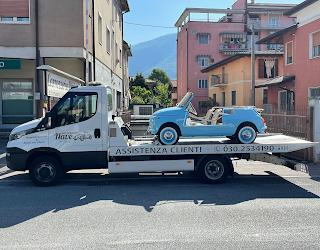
[158,125,179,145]
[29,156,63,187]
[198,156,229,184]
[236,124,257,144]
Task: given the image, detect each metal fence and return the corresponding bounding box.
[119,110,132,125]
[262,113,308,139]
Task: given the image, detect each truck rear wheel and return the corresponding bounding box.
[198,156,229,184]
[29,156,63,187]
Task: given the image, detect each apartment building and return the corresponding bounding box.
[0,0,131,130]
[201,51,283,109]
[175,0,295,114]
[256,0,320,112]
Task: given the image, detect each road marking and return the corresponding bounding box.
[0,153,6,159]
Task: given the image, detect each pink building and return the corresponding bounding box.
[175,0,296,114]
[256,0,320,112]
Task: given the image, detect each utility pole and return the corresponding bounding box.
[251,23,255,106]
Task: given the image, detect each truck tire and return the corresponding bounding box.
[198,156,229,184]
[29,156,63,187]
[158,125,179,145]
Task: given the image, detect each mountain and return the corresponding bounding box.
[129,33,177,80]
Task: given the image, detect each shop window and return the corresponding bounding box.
[1,81,33,124]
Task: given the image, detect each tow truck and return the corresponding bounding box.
[5,84,317,186]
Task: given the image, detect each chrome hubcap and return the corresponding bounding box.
[164,131,174,140]
[35,163,55,182]
[241,130,252,139]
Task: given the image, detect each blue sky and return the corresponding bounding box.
[123,0,303,45]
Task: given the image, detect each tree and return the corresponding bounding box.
[130,72,151,90]
[130,96,145,104]
[203,97,219,108]
[131,86,151,104]
[154,83,172,107]
[148,68,171,86]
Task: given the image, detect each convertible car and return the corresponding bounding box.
[148,92,267,145]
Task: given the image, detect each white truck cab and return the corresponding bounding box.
[6,85,116,186]
[6,85,318,187]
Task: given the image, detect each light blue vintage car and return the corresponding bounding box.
[148,92,267,145]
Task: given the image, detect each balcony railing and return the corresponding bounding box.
[219,42,248,52]
[211,74,228,86]
[247,20,295,30]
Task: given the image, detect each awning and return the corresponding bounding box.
[220,32,247,38]
[255,75,295,88]
[197,32,211,40]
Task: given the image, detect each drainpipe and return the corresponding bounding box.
[186,28,189,92]
[92,0,95,81]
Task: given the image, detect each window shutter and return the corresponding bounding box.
[275,59,278,76]
[313,31,320,47]
[0,0,29,17]
[287,42,293,57]
[259,59,264,78]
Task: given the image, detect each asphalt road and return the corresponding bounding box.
[1,160,320,249]
[1,137,320,249]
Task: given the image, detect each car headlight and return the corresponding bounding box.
[149,117,155,128]
[9,128,33,141]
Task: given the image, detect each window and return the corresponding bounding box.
[286,41,293,65]
[258,59,278,78]
[115,42,118,64]
[198,57,208,67]
[198,35,209,44]
[269,14,279,28]
[0,0,29,23]
[55,93,98,127]
[106,27,110,53]
[263,89,268,104]
[107,87,113,112]
[231,90,236,106]
[221,92,226,107]
[309,87,320,98]
[98,14,102,45]
[119,49,122,67]
[198,79,208,89]
[311,31,320,58]
[119,10,122,30]
[212,93,217,104]
[278,91,287,112]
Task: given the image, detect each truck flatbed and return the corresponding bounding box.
[110,134,316,157]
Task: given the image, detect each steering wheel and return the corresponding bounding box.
[187,102,197,115]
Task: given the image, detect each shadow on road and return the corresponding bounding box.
[1,171,319,228]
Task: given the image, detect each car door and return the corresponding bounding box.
[48,90,102,169]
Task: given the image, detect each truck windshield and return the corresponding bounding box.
[178,92,192,107]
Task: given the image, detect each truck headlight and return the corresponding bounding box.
[9,128,33,141]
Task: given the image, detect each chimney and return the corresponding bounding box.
[251,0,255,3]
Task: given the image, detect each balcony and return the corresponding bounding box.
[247,20,295,30]
[211,74,228,87]
[219,42,248,53]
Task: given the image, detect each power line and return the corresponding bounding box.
[122,21,175,29]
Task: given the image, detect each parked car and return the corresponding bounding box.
[148,92,266,145]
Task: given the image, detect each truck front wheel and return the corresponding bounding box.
[29,156,63,187]
[198,156,229,184]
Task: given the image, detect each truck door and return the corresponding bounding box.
[48,90,102,169]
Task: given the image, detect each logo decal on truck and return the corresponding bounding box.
[55,132,92,141]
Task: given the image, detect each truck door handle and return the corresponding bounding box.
[94,128,101,138]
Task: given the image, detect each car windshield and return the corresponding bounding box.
[178,92,192,107]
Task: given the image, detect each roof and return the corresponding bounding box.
[201,51,283,73]
[129,77,156,84]
[123,41,132,57]
[255,75,295,88]
[119,0,130,13]
[170,80,177,88]
[256,24,298,44]
[247,3,297,12]
[284,0,318,17]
